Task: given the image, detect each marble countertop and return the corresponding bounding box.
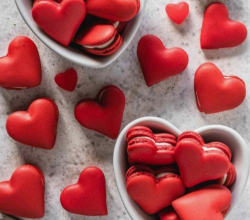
[0,0,250,219]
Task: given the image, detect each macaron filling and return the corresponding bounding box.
[131,136,174,146]
[83,36,116,49]
[156,172,176,179]
[202,146,224,153]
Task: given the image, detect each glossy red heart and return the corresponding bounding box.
[166,2,189,24]
[32,0,86,46]
[174,136,230,187]
[85,0,140,22]
[172,185,232,220]
[137,35,189,86]
[75,85,125,139]
[0,165,45,218]
[60,167,108,216]
[0,36,41,89]
[6,98,59,150]
[201,3,247,49]
[126,166,186,214]
[194,63,246,114]
[55,68,78,91]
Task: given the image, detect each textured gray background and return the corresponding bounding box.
[0,0,249,219]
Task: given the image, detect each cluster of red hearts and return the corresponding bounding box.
[126,126,236,220]
[138,2,247,114]
[31,0,140,55]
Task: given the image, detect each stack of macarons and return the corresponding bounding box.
[31,0,140,56]
[126,126,236,220]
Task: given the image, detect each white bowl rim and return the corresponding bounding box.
[15,0,146,68]
[114,116,250,220]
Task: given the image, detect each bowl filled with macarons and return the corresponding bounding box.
[15,0,145,68]
[114,117,250,220]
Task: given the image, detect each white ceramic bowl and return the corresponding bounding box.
[114,117,250,220]
[15,0,146,68]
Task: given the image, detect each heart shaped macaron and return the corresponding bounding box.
[60,167,107,216]
[137,35,189,86]
[85,0,140,21]
[175,131,231,187]
[127,126,177,165]
[126,165,186,214]
[0,165,45,218]
[75,24,122,56]
[172,185,232,220]
[166,2,189,24]
[75,85,125,139]
[201,3,247,49]
[159,207,181,220]
[194,63,246,114]
[0,36,41,89]
[55,68,78,91]
[32,0,86,46]
[6,98,59,150]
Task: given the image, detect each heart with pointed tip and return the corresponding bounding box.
[6,98,59,150]
[194,62,246,114]
[0,165,45,218]
[75,85,125,139]
[32,0,86,46]
[137,35,188,86]
[166,2,189,24]
[55,68,78,91]
[0,36,41,90]
[201,3,247,49]
[60,166,107,216]
[85,0,140,21]
[172,185,231,220]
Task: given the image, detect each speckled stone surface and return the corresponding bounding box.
[0,0,249,219]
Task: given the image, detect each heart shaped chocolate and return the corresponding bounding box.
[201,3,247,49]
[60,166,107,216]
[194,63,246,114]
[0,36,41,89]
[55,68,78,91]
[75,85,125,139]
[137,35,189,86]
[166,2,189,24]
[0,165,45,218]
[6,98,59,150]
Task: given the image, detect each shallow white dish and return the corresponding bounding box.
[114,117,250,220]
[15,0,146,68]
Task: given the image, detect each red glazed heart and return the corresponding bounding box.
[60,166,108,216]
[32,0,86,46]
[0,165,45,218]
[6,98,59,150]
[201,3,247,49]
[127,126,177,165]
[55,68,78,91]
[172,185,232,220]
[194,62,246,114]
[166,2,189,24]
[174,132,231,187]
[0,36,41,89]
[75,85,125,139]
[85,0,140,22]
[137,35,189,86]
[126,165,186,214]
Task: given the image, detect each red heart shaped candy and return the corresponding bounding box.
[172,185,232,220]
[137,35,189,86]
[32,0,86,46]
[6,98,59,150]
[60,166,107,216]
[0,165,45,218]
[85,0,140,22]
[194,63,246,114]
[55,68,78,91]
[126,165,186,214]
[0,36,41,89]
[166,2,189,24]
[75,85,125,139]
[201,3,247,49]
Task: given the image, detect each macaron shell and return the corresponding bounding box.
[224,163,236,187]
[205,142,232,161]
[177,131,205,145]
[127,126,155,141]
[159,206,181,220]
